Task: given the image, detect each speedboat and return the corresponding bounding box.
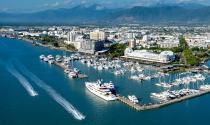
[39,55,45,60]
[68,72,78,78]
[43,57,49,62]
[97,65,103,70]
[130,75,140,80]
[64,69,71,74]
[156,82,172,88]
[73,68,80,73]
[47,55,54,60]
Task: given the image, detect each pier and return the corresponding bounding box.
[54,62,88,79]
[117,96,142,110]
[117,89,210,111]
[54,62,68,69]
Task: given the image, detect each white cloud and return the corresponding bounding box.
[51,2,60,7]
[0,8,9,12]
[41,0,73,8]
[64,0,72,4]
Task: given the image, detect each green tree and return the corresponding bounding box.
[108,43,126,58]
[53,42,59,47]
[171,47,183,53]
[42,36,56,43]
[183,49,199,66]
[66,44,76,51]
[179,36,188,50]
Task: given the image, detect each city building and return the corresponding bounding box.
[21,32,42,37]
[142,35,149,42]
[79,40,104,54]
[65,31,76,44]
[129,39,136,48]
[90,30,105,40]
[64,31,83,50]
[126,32,136,39]
[157,39,180,48]
[68,31,76,42]
[124,48,175,63]
[185,36,210,48]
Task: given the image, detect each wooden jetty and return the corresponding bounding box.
[117,89,210,111]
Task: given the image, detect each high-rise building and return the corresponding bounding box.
[126,32,135,39]
[67,31,76,42]
[79,40,104,54]
[90,30,105,40]
[64,31,76,45]
[142,35,148,42]
[207,33,210,40]
[129,39,136,48]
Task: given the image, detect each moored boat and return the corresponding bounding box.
[85,80,117,101]
[128,95,139,104]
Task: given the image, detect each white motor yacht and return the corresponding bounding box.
[85,80,117,101]
[39,55,45,60]
[128,95,139,104]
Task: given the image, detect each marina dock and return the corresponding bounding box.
[41,54,210,111]
[54,62,88,79]
[117,95,142,110]
[117,89,210,111]
[54,62,68,69]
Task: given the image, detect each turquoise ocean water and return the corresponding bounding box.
[0,37,210,125]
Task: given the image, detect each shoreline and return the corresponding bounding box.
[18,37,76,53]
[2,36,209,73]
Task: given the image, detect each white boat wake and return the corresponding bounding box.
[15,61,85,120]
[6,62,38,97]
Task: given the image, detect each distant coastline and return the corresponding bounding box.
[17,36,75,53]
[1,35,209,73]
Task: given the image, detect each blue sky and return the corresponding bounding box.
[0,0,209,13]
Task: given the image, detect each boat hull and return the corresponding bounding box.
[85,83,117,101]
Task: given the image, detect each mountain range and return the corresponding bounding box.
[1,4,210,25]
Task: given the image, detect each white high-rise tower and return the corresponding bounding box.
[67,31,76,42]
